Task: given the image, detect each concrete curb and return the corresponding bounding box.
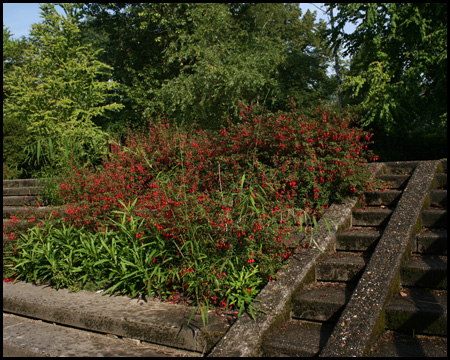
[3,312,202,357]
[319,160,439,357]
[3,281,230,354]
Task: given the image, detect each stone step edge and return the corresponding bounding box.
[3,312,202,357]
[3,280,228,354]
[319,160,440,357]
[3,179,44,188]
[384,289,447,336]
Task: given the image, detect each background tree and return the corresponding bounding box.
[327,3,447,160]
[80,3,336,129]
[3,25,31,179]
[3,4,123,177]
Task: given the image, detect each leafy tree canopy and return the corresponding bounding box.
[3,3,124,176]
[80,3,335,129]
[327,3,447,137]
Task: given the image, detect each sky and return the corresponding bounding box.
[3,3,354,40]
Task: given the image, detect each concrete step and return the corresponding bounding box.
[3,312,200,357]
[315,252,369,282]
[364,190,402,207]
[381,161,418,175]
[3,195,41,206]
[430,189,447,207]
[400,255,447,289]
[377,174,410,190]
[352,208,392,227]
[415,230,447,255]
[385,288,447,336]
[335,228,381,252]
[261,320,333,357]
[260,176,401,357]
[421,209,447,228]
[3,218,39,231]
[433,173,447,189]
[368,331,447,357]
[291,282,354,322]
[3,281,231,354]
[3,186,43,197]
[3,205,54,219]
[3,179,43,188]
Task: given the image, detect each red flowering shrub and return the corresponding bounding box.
[4,105,380,319]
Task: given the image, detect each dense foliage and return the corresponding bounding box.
[3,26,30,179]
[79,3,334,130]
[4,105,380,320]
[3,4,123,178]
[2,1,446,321]
[327,3,447,159]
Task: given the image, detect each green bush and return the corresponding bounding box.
[4,104,381,323]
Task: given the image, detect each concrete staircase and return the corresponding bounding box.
[367,161,447,356]
[209,160,447,357]
[3,179,53,233]
[260,162,418,356]
[3,161,447,357]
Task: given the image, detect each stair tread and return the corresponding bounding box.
[386,288,447,314]
[320,252,369,264]
[364,190,402,206]
[385,288,447,335]
[368,330,447,357]
[262,320,333,357]
[292,282,354,322]
[418,229,447,239]
[3,179,43,188]
[400,255,447,289]
[316,252,369,282]
[337,228,382,237]
[404,255,447,271]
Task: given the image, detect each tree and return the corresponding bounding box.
[3,4,124,177]
[80,3,336,129]
[3,25,31,179]
[327,3,447,139]
[3,25,29,81]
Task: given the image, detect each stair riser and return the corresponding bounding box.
[335,238,378,252]
[352,209,392,227]
[385,311,447,336]
[261,321,332,357]
[416,234,447,255]
[3,207,53,219]
[382,162,418,175]
[335,232,380,252]
[377,175,410,190]
[432,173,447,189]
[292,300,346,323]
[421,210,447,228]
[3,187,42,196]
[430,190,447,206]
[400,267,447,289]
[3,179,42,188]
[364,191,401,207]
[316,263,366,282]
[3,196,41,206]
